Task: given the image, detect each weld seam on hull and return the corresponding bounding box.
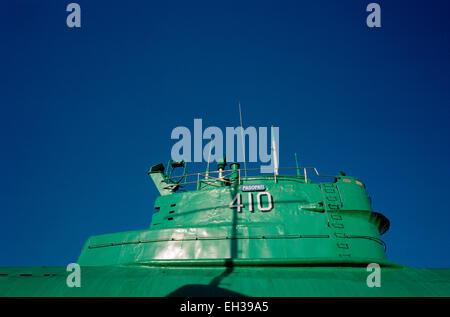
[87,234,331,249]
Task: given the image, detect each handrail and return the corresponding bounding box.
[167,167,336,180]
[163,167,338,191]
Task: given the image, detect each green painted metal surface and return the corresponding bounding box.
[1,265,450,296]
[1,161,449,296]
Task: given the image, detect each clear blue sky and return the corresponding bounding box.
[1,0,449,268]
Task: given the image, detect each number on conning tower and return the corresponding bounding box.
[229,192,273,213]
[229,192,244,212]
[257,192,273,212]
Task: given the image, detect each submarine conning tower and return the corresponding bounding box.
[77,159,391,267]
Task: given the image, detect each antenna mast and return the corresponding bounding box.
[205,142,213,179]
[238,101,247,177]
[294,153,300,176]
[271,126,279,176]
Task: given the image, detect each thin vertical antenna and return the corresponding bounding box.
[294,153,300,176]
[271,125,279,176]
[238,101,247,177]
[205,142,213,178]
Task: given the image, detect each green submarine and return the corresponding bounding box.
[1,155,449,297]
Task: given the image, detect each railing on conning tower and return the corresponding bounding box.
[162,167,338,192]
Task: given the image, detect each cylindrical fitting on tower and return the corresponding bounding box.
[217,156,227,179]
[230,162,240,181]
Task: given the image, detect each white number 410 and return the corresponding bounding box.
[229,192,273,213]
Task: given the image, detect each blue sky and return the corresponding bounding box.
[1,0,449,268]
